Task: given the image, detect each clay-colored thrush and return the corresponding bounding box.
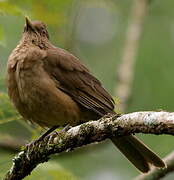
[7,17,165,173]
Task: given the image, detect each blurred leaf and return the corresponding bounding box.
[31,0,73,25]
[113,96,120,105]
[26,161,78,180]
[0,1,24,16]
[0,116,20,124]
[0,92,19,124]
[0,149,14,179]
[0,79,6,92]
[0,25,6,47]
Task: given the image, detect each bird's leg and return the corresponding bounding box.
[47,124,72,145]
[37,125,60,141]
[26,125,59,149]
[61,124,71,132]
[48,124,71,140]
[26,125,71,148]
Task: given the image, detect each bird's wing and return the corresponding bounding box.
[43,47,115,116]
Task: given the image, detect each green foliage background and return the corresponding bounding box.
[0,0,174,179]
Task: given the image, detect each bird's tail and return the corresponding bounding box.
[111,135,166,173]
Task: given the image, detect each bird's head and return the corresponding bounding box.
[22,17,49,46]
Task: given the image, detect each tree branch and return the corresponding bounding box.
[134,151,174,180]
[4,111,174,180]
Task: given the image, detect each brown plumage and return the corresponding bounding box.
[7,17,165,173]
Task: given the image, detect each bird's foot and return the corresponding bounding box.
[62,124,72,132]
[25,125,59,150]
[26,125,71,149]
[25,139,38,152]
[47,124,72,144]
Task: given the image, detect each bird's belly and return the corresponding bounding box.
[11,65,82,128]
[20,85,81,127]
[28,97,81,128]
[30,88,82,127]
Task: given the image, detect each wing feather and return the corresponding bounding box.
[43,47,115,116]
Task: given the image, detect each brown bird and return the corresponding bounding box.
[7,17,165,173]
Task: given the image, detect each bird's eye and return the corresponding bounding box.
[42,30,46,34]
[42,29,49,39]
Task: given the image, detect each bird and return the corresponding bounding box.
[7,17,165,173]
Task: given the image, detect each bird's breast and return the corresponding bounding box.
[7,48,82,127]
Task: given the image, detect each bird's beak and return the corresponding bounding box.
[25,17,35,31]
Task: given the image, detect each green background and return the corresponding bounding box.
[0,0,174,179]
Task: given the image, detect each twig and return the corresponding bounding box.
[65,0,82,51]
[134,151,174,180]
[4,111,174,180]
[115,0,148,111]
[0,137,25,151]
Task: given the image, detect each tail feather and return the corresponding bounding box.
[111,135,165,173]
[126,135,165,168]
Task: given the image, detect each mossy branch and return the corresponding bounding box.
[4,111,174,180]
